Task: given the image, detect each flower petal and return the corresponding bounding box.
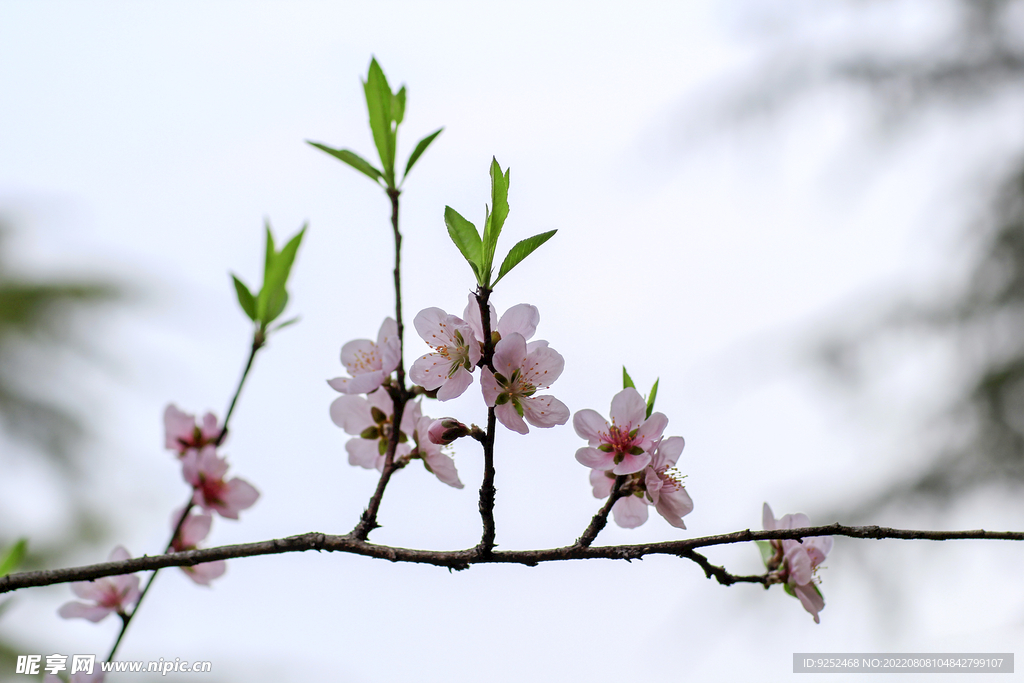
[762,502,777,531]
[609,388,646,428]
[436,366,474,401]
[611,451,651,475]
[409,354,448,391]
[495,401,529,434]
[793,582,825,624]
[58,601,113,622]
[480,369,503,407]
[612,495,649,529]
[327,371,386,395]
[575,446,614,470]
[422,450,464,489]
[346,439,382,470]
[330,395,373,434]
[522,395,569,428]
[491,333,528,379]
[496,303,539,340]
[589,468,616,498]
[573,409,609,444]
[182,560,227,586]
[655,485,693,529]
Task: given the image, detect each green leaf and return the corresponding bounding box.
[0,538,27,577]
[231,274,257,321]
[403,127,443,181]
[363,58,395,185]
[645,378,659,419]
[306,142,383,183]
[493,229,556,285]
[482,158,509,274]
[783,582,796,598]
[444,206,483,281]
[264,223,276,279]
[272,316,301,332]
[393,86,406,126]
[622,366,636,390]
[265,288,289,324]
[755,540,773,568]
[257,224,306,322]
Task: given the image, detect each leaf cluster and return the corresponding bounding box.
[307,58,443,191]
[445,158,556,288]
[231,222,306,334]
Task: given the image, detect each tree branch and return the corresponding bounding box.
[8,524,1022,595]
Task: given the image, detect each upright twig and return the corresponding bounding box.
[474,287,497,554]
[351,187,408,541]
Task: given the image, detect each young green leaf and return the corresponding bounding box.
[482,158,509,273]
[264,223,276,278]
[493,229,556,285]
[393,86,406,126]
[272,316,301,332]
[444,206,483,280]
[403,127,443,182]
[363,58,395,185]
[264,288,289,324]
[306,142,383,184]
[622,366,636,390]
[645,378,660,419]
[231,274,257,321]
[0,538,27,577]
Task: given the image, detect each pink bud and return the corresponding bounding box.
[427,418,469,445]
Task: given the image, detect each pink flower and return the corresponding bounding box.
[762,503,833,623]
[170,507,226,586]
[463,295,540,348]
[328,318,401,395]
[587,436,692,529]
[58,546,140,622]
[409,309,481,400]
[427,418,470,445]
[330,388,418,470]
[182,446,260,520]
[574,388,668,475]
[164,404,221,455]
[480,333,569,434]
[412,416,463,488]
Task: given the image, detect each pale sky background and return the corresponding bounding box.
[2,2,1024,682]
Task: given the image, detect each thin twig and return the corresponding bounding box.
[350,186,408,541]
[575,475,627,548]
[475,287,497,554]
[11,524,1023,595]
[106,327,264,661]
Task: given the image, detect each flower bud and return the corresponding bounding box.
[427,418,470,445]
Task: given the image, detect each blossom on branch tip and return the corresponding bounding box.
[574,388,667,475]
[330,388,418,471]
[170,507,227,586]
[164,404,221,455]
[328,317,401,395]
[57,546,140,622]
[410,308,481,400]
[182,446,260,520]
[481,333,569,434]
[762,503,833,624]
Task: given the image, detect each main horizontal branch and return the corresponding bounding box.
[4,524,1022,595]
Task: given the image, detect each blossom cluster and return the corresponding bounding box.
[762,503,833,623]
[59,406,260,625]
[574,387,693,529]
[328,317,463,487]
